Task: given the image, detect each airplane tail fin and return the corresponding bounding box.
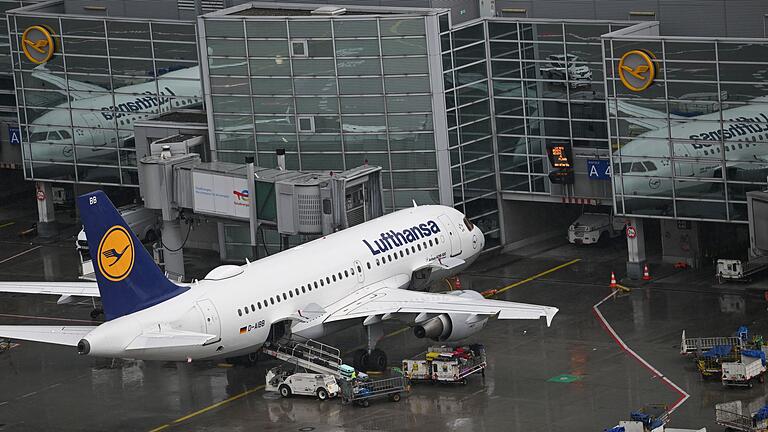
[76,190,187,320]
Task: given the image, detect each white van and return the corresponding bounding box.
[567,213,625,245]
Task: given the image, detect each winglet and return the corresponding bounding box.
[544,307,559,327]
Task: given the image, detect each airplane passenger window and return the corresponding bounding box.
[314,281,318,288]
[351,267,355,275]
[270,298,275,305]
[326,277,331,284]
[739,143,743,149]
[238,309,242,316]
[320,279,324,287]
[251,305,255,312]
[264,299,268,306]
[345,270,349,277]
[429,239,433,247]
[295,288,299,296]
[435,238,439,245]
[289,291,293,298]
[282,293,287,300]
[257,302,262,309]
[376,259,380,266]
[411,246,416,253]
[417,244,421,251]
[393,253,398,260]
[366,262,371,269]
[332,274,337,282]
[399,251,404,258]
[301,286,306,293]
[276,295,281,302]
[357,265,362,272]
[244,307,249,314]
[405,249,410,255]
[338,272,342,279]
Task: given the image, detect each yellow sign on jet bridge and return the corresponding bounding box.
[618,49,656,92]
[21,25,56,64]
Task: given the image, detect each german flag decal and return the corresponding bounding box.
[239,326,247,334]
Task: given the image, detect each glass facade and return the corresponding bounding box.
[9,11,201,186]
[0,1,23,118]
[443,19,631,247]
[605,33,768,222]
[202,11,446,211]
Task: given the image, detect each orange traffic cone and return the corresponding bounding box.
[610,272,618,289]
[454,276,462,290]
[642,264,651,281]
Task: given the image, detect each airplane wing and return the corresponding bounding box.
[300,275,557,329]
[0,325,96,346]
[610,100,685,131]
[31,66,108,100]
[0,281,100,297]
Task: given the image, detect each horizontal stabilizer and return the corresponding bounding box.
[125,328,218,350]
[0,281,100,297]
[0,325,96,346]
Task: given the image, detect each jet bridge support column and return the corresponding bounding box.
[162,219,185,281]
[626,217,646,279]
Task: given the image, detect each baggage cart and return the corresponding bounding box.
[715,401,768,432]
[339,375,409,408]
[722,354,767,388]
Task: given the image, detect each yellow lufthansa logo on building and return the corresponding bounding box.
[21,25,56,64]
[97,225,134,282]
[618,49,656,92]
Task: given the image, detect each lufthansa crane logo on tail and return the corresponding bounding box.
[21,25,56,64]
[97,226,134,282]
[618,50,656,92]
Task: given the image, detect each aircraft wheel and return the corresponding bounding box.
[353,349,368,371]
[367,349,387,371]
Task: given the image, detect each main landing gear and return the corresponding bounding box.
[352,319,388,372]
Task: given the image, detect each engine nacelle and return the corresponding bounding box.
[412,290,489,342]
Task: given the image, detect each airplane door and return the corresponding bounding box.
[438,214,462,257]
[197,299,221,341]
[354,260,365,283]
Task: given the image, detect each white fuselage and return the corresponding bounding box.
[82,205,484,361]
[28,67,202,163]
[614,99,768,197]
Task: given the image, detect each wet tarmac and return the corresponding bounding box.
[0,218,767,431]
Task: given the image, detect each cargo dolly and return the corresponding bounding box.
[339,374,409,408]
[716,401,768,432]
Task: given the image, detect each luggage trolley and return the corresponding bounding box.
[716,401,768,432]
[339,374,409,408]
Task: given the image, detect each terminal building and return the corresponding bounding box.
[5,0,768,275]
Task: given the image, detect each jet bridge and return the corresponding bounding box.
[138,145,383,279]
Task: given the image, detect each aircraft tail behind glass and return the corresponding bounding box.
[76,190,187,320]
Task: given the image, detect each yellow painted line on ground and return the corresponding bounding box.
[148,384,265,432]
[492,258,581,296]
[0,221,15,229]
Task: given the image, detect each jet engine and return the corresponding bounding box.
[412,290,489,342]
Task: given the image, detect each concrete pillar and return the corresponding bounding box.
[626,217,646,279]
[162,219,185,281]
[35,181,57,237]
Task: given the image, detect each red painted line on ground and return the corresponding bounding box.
[592,291,689,413]
[0,312,100,324]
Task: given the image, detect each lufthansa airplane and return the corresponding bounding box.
[0,191,557,370]
[613,98,768,198]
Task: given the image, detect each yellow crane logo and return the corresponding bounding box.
[21,25,56,64]
[618,50,656,92]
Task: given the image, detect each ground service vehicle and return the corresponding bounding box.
[339,374,408,408]
[540,54,592,87]
[716,257,768,282]
[567,213,624,245]
[265,367,339,400]
[716,400,768,432]
[402,344,486,384]
[722,353,767,387]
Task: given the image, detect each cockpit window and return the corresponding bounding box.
[463,217,474,231]
[59,130,72,139]
[630,163,646,173]
[643,161,657,171]
[30,132,48,141]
